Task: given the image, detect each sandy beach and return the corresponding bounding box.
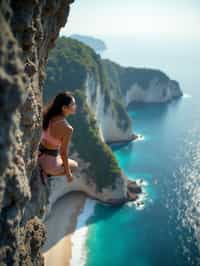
[41,191,87,266]
[41,185,141,265]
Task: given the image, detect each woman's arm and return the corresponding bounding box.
[60,126,74,181]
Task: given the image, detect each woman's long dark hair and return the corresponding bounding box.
[43,91,74,130]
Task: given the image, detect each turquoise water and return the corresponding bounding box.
[85,35,200,266]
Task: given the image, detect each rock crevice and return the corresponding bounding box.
[0,1,74,264]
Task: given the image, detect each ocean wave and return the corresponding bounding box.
[183,93,192,99]
[134,133,145,142]
[70,198,96,266]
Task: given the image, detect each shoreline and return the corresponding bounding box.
[41,183,143,266]
[70,198,96,266]
[69,180,144,266]
[41,191,87,266]
[41,178,143,266]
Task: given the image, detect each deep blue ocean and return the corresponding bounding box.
[85,35,200,266]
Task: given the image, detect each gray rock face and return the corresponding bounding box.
[0,0,74,264]
[84,72,133,142]
[102,59,183,105]
[125,78,183,105]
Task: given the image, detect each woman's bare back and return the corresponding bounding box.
[41,116,72,149]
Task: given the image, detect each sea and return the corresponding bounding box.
[70,34,200,266]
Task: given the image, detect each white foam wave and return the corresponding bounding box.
[183,93,192,98]
[134,133,145,142]
[70,198,96,266]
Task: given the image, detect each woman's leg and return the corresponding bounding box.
[50,158,79,176]
[68,158,79,172]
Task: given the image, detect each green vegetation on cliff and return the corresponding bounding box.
[44,37,99,101]
[70,34,107,52]
[111,99,132,130]
[102,59,170,95]
[68,89,122,192]
[44,37,129,191]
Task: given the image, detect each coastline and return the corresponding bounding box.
[70,198,96,266]
[41,164,143,266]
[41,191,87,266]
[41,182,143,266]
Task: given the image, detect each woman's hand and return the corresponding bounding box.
[66,172,75,183]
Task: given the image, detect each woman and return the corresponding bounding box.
[38,91,78,184]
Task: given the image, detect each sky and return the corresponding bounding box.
[60,0,200,38]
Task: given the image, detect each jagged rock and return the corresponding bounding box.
[18,217,46,266]
[24,59,37,76]
[127,191,139,201]
[127,179,142,194]
[0,0,74,264]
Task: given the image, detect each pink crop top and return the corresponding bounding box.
[41,119,64,148]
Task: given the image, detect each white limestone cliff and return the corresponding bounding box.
[125,78,182,105]
[84,73,133,142]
